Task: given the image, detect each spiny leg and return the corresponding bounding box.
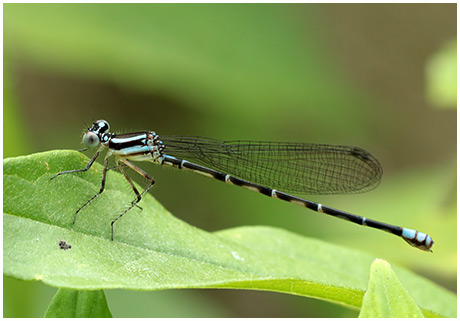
[122,159,156,200]
[50,151,100,180]
[106,162,143,210]
[73,157,109,224]
[110,159,155,241]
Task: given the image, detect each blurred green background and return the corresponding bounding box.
[3,3,456,318]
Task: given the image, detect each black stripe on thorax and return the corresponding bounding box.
[109,132,149,149]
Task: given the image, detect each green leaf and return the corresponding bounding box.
[359,259,423,318]
[44,289,112,317]
[3,151,456,317]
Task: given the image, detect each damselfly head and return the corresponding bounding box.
[92,120,110,133]
[82,120,110,148]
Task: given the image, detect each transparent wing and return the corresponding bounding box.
[160,136,383,195]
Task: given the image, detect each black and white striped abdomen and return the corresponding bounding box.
[160,155,318,209]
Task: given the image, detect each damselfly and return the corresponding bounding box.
[51,120,434,251]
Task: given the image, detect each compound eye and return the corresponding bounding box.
[82,131,100,148]
[96,120,110,133]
